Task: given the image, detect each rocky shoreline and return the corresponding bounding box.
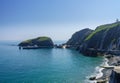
[89,55,120,83]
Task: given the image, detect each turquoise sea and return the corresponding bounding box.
[0,41,103,83]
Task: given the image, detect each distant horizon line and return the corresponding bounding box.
[0,39,67,42]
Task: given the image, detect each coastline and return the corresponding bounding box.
[95,56,110,83]
[96,58,109,79]
[88,57,108,83]
[89,55,120,83]
[85,57,106,83]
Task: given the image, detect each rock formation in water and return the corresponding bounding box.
[66,21,120,56]
[18,36,54,48]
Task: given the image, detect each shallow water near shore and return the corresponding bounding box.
[0,41,103,83]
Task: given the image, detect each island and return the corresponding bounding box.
[18,36,54,49]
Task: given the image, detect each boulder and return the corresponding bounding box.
[89,76,96,80]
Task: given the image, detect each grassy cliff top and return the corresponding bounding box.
[37,37,51,41]
[22,36,51,43]
[85,22,120,41]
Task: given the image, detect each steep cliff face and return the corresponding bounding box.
[84,22,120,50]
[66,28,93,48]
[18,36,54,47]
[109,70,120,83]
[79,22,120,56]
[66,22,120,56]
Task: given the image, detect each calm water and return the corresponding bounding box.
[0,41,103,83]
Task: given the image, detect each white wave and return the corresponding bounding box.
[85,57,109,83]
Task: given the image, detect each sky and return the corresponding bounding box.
[0,0,120,41]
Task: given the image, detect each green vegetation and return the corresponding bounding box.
[21,37,50,43]
[22,39,32,43]
[85,22,120,41]
[37,37,50,41]
[19,36,53,47]
[112,38,116,43]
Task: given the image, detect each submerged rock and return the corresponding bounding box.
[96,80,107,83]
[18,36,54,48]
[89,76,96,80]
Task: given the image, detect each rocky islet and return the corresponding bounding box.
[18,36,54,49]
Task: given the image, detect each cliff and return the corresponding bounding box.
[18,36,54,48]
[109,69,120,83]
[66,21,120,56]
[65,21,120,82]
[85,22,120,50]
[66,28,93,49]
[80,22,120,56]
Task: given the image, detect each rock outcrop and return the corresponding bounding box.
[80,22,120,56]
[18,36,54,48]
[66,21,120,56]
[65,21,120,83]
[66,28,93,49]
[109,70,120,83]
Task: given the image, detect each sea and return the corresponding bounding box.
[0,41,104,83]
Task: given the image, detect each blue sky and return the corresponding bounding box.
[0,0,120,41]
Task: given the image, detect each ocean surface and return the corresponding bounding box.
[0,41,103,83]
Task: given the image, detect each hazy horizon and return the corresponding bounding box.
[0,0,120,41]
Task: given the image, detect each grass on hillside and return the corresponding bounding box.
[22,37,50,43]
[85,22,120,41]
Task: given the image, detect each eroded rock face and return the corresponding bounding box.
[109,70,120,83]
[18,36,54,47]
[79,22,120,56]
[85,23,120,50]
[66,22,120,56]
[66,28,93,48]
